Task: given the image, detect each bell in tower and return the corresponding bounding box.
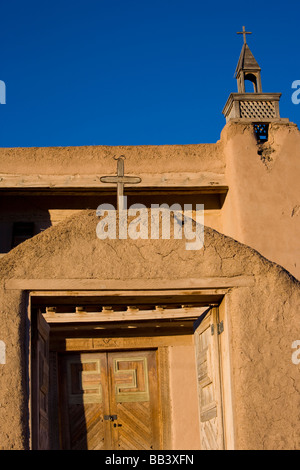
[222,26,286,124]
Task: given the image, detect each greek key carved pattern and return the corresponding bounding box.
[113,356,150,403]
[67,358,102,404]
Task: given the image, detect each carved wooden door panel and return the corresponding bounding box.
[59,350,160,450]
[59,353,110,450]
[194,308,224,450]
[108,350,160,450]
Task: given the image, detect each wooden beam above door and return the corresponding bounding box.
[43,305,210,324]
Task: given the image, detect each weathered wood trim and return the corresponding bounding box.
[6,275,255,291]
[30,288,228,298]
[194,308,225,450]
[218,297,236,449]
[43,306,209,324]
[157,347,172,450]
[49,352,60,450]
[51,334,192,353]
[211,307,225,449]
[0,172,226,190]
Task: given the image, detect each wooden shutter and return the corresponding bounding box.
[32,311,50,449]
[194,307,224,450]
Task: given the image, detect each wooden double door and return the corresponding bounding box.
[58,350,161,450]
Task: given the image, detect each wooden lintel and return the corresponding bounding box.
[6,276,255,291]
[29,288,228,298]
[0,172,226,190]
[43,306,209,323]
[50,335,193,352]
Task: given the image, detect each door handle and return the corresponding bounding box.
[113,423,122,427]
[104,414,118,422]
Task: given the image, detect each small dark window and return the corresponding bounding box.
[11,222,35,248]
[254,123,269,144]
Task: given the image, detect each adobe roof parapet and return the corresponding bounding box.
[219,118,298,144]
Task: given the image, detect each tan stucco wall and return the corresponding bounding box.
[0,143,225,175]
[0,286,28,450]
[227,279,300,450]
[169,343,200,450]
[221,120,300,280]
[0,210,299,449]
[0,120,298,281]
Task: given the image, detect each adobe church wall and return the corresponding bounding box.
[0,142,226,254]
[0,209,299,449]
[227,271,300,450]
[1,120,299,282]
[221,120,300,280]
[0,142,225,175]
[0,285,29,450]
[0,192,223,257]
[0,210,267,281]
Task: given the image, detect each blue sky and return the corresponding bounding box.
[0,0,299,147]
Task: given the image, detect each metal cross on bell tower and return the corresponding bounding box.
[100,155,142,211]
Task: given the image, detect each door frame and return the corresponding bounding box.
[27,285,234,450]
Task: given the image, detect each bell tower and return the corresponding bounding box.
[235,26,262,93]
[222,26,285,124]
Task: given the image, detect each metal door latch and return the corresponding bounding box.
[104,415,117,421]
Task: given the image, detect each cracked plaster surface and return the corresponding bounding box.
[0,209,299,449]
